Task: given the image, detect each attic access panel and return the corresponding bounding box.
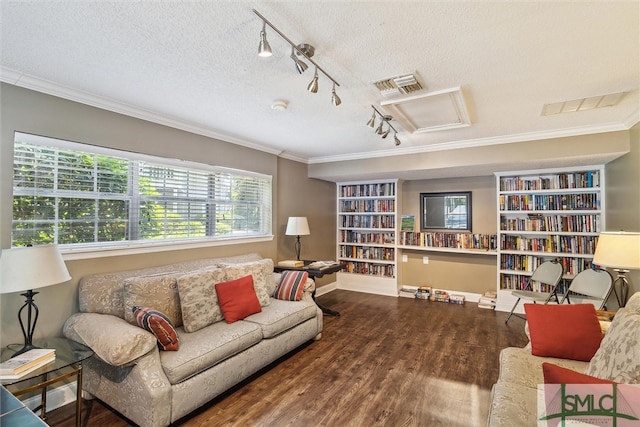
[380,87,471,134]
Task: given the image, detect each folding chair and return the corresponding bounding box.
[560,268,613,310]
[505,260,564,323]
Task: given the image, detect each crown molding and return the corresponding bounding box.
[307,122,632,164]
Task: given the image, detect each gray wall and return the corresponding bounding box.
[0,83,335,346]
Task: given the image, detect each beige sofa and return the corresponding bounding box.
[488,291,640,426]
[63,253,322,427]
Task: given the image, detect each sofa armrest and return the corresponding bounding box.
[63,312,157,366]
[303,277,316,293]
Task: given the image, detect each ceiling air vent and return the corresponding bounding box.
[542,91,628,116]
[373,73,423,97]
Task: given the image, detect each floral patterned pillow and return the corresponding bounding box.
[586,297,640,383]
[177,268,227,332]
[220,259,274,307]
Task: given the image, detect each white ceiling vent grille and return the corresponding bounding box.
[542,91,628,116]
[373,73,423,97]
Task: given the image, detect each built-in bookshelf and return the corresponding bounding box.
[495,166,605,312]
[336,180,399,296]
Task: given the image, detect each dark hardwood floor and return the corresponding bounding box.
[45,290,528,427]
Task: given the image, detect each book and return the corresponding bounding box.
[401,215,415,232]
[278,260,304,268]
[0,348,56,378]
[0,356,56,380]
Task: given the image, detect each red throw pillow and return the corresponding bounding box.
[542,362,614,384]
[132,306,179,351]
[274,270,308,301]
[524,303,603,361]
[215,275,262,324]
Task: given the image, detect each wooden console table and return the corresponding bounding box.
[274,261,345,316]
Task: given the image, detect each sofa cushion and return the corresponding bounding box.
[221,259,275,306]
[159,320,262,384]
[63,312,157,366]
[524,303,602,361]
[244,298,318,339]
[273,271,308,301]
[542,362,614,384]
[215,275,262,324]
[177,268,227,332]
[586,292,640,383]
[132,306,179,351]
[123,272,184,327]
[498,347,588,389]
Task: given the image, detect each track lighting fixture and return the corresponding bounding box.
[258,22,272,57]
[367,105,402,146]
[308,67,319,93]
[253,9,341,106]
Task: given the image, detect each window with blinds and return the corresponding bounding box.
[12,132,272,249]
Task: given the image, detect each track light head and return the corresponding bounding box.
[307,68,319,93]
[290,48,308,74]
[375,120,384,135]
[331,83,341,106]
[394,133,401,146]
[258,22,272,57]
[366,111,376,128]
[381,126,390,138]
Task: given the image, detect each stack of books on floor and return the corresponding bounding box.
[478,290,497,310]
[399,285,419,298]
[0,348,56,380]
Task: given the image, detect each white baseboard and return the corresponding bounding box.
[21,382,76,414]
[315,281,338,297]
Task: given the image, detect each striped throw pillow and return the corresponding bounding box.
[274,271,308,301]
[132,306,179,351]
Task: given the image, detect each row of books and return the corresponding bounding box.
[500,254,593,276]
[339,199,395,213]
[339,230,395,245]
[500,214,600,233]
[339,183,395,198]
[338,245,395,261]
[499,171,600,191]
[339,214,395,229]
[0,348,56,380]
[398,231,497,250]
[341,261,395,277]
[500,234,598,255]
[500,193,600,212]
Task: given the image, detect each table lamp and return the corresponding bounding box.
[592,231,640,307]
[286,217,310,261]
[0,245,71,356]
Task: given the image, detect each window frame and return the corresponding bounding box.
[11,132,274,259]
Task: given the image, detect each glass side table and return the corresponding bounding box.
[1,337,93,427]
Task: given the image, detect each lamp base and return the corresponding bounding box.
[295,235,302,261]
[612,269,630,307]
[13,289,41,358]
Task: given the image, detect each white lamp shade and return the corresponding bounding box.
[0,245,71,294]
[592,231,640,270]
[286,217,310,236]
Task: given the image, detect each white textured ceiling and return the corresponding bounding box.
[1,1,638,165]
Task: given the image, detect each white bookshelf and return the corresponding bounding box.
[336,180,399,296]
[495,166,605,312]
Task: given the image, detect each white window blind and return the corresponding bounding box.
[12,133,272,249]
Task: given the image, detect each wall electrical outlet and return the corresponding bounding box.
[402,254,408,262]
[423,256,429,264]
